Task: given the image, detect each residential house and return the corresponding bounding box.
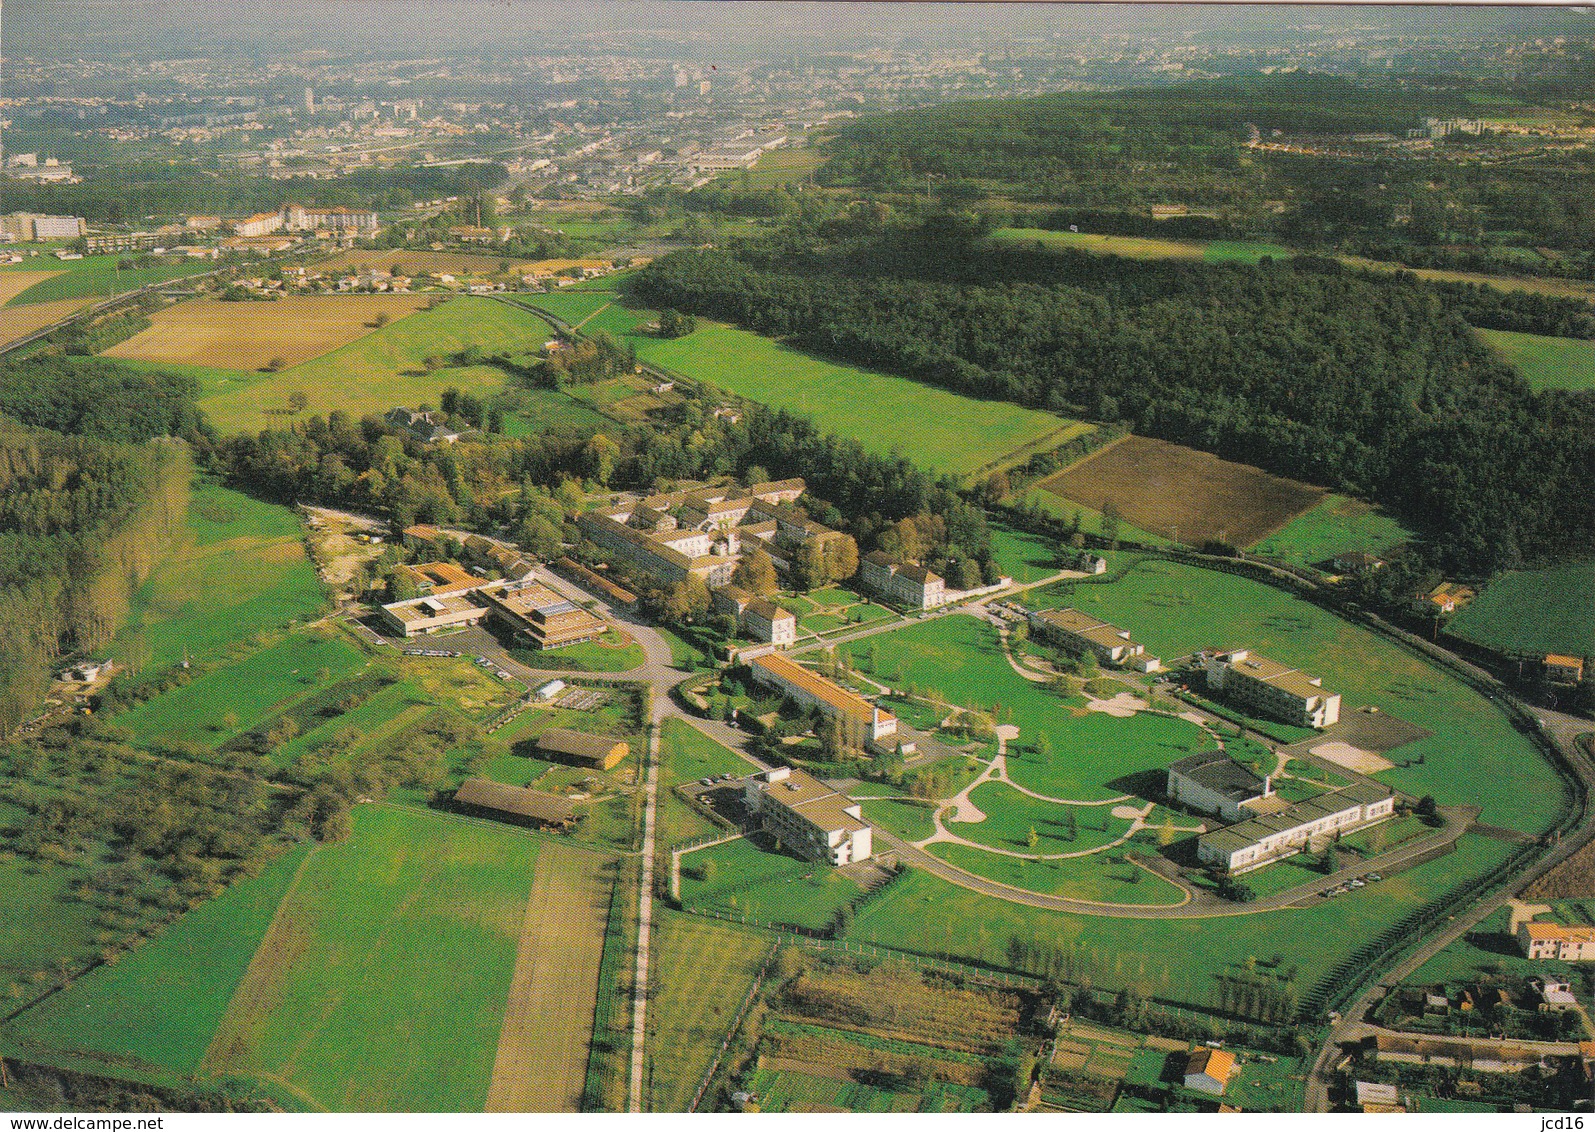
[385,407,461,444]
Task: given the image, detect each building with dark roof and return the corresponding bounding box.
[453,778,576,829]
[1167,751,1273,823]
[535,728,629,771]
[1197,781,1395,874]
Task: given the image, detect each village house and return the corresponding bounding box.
[1201,648,1341,729]
[1545,654,1585,685]
[1183,1049,1235,1095]
[1518,920,1595,962]
[743,765,873,866]
[1425,582,1476,615]
[384,406,461,444]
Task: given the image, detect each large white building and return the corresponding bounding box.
[748,652,897,749]
[233,212,284,237]
[1028,608,1144,668]
[712,585,796,646]
[1202,648,1341,729]
[744,766,872,866]
[1197,781,1395,873]
[858,552,946,610]
[1166,751,1274,823]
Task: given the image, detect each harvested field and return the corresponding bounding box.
[0,296,94,344]
[104,294,431,371]
[1037,434,1326,548]
[0,270,63,305]
[319,249,609,278]
[777,964,1023,1056]
[485,842,613,1112]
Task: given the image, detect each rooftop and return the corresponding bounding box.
[454,778,575,824]
[1168,750,1266,803]
[751,652,892,724]
[1216,650,1331,701]
[536,728,628,760]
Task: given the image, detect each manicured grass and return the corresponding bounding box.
[662,718,750,782]
[4,845,311,1075]
[112,476,327,670]
[5,254,215,305]
[1477,328,1595,392]
[734,145,827,188]
[850,835,1516,1010]
[510,630,645,673]
[679,838,862,932]
[1249,492,1413,569]
[930,839,1186,905]
[990,521,1063,585]
[554,290,1081,477]
[203,805,536,1111]
[1057,558,1566,832]
[1407,905,1591,989]
[1446,560,1595,660]
[647,912,769,1112]
[952,781,1135,855]
[860,798,938,843]
[185,296,554,435]
[115,632,366,750]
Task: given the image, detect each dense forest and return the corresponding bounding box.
[0,356,212,445]
[634,230,1595,573]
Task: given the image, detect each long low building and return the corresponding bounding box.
[744,766,872,866]
[1029,608,1144,668]
[453,778,576,830]
[477,582,607,650]
[1202,648,1341,729]
[535,728,629,771]
[748,652,897,748]
[380,590,489,636]
[1197,781,1395,874]
[1166,750,1274,823]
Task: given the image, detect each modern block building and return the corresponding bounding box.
[748,652,897,749]
[283,203,379,232]
[380,590,490,636]
[233,211,284,237]
[743,766,872,866]
[1166,751,1274,823]
[858,551,946,610]
[1196,781,1395,874]
[1202,649,1341,729]
[477,582,607,650]
[1028,608,1144,668]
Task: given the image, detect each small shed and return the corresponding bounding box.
[535,679,567,702]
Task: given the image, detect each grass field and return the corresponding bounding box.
[3,845,312,1076]
[1477,328,1595,392]
[1445,560,1595,659]
[511,630,645,673]
[165,296,554,435]
[1037,435,1327,548]
[928,841,1187,907]
[105,294,431,372]
[731,146,827,188]
[1341,256,1595,302]
[515,291,618,329]
[1249,493,1413,569]
[2,254,216,306]
[1050,557,1566,832]
[988,522,1064,585]
[538,289,1084,477]
[647,913,770,1111]
[679,837,863,932]
[0,270,62,305]
[202,805,536,1111]
[116,632,366,749]
[113,477,326,670]
[987,228,1290,266]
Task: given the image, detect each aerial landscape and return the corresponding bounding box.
[2,0,1595,1116]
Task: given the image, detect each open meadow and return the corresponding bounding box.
[987,228,1289,265]
[1445,560,1595,660]
[104,294,431,372]
[1037,434,1327,548]
[1248,493,1412,569]
[1477,327,1595,392]
[1,254,217,306]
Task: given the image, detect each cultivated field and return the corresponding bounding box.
[0,270,63,305]
[1249,493,1412,569]
[317,249,610,278]
[104,294,431,372]
[1477,328,1595,392]
[556,289,1085,477]
[0,296,96,344]
[1445,560,1595,659]
[1037,434,1326,547]
[202,806,536,1111]
[485,842,613,1112]
[1,254,217,305]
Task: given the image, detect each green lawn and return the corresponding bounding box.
[115,632,366,750]
[1445,560,1595,660]
[112,476,327,671]
[952,781,1136,855]
[550,290,1084,477]
[3,845,311,1075]
[4,255,216,306]
[1477,327,1595,392]
[0,856,107,1012]
[679,837,862,932]
[513,292,616,329]
[494,385,613,435]
[189,297,556,435]
[859,798,938,842]
[1052,558,1567,832]
[928,841,1187,907]
[510,630,645,673]
[989,521,1063,584]
[202,805,535,1111]
[1249,493,1413,567]
[646,913,769,1111]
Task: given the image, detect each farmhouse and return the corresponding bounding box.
[1166,751,1275,823]
[858,552,946,610]
[1425,582,1476,615]
[1201,649,1341,729]
[743,766,872,866]
[1545,655,1585,685]
[748,652,897,749]
[477,582,607,650]
[385,407,461,444]
[453,778,576,831]
[1183,1049,1235,1095]
[1373,1034,1544,1073]
[1028,608,1144,668]
[1518,921,1595,962]
[1197,781,1395,874]
[535,728,628,771]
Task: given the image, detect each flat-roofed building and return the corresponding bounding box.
[478,581,607,650]
[1519,921,1595,962]
[536,728,629,771]
[1202,648,1341,729]
[453,778,575,830]
[394,560,482,597]
[748,652,896,748]
[233,211,283,237]
[380,591,488,636]
[1167,751,1273,823]
[743,766,872,865]
[858,551,946,610]
[1197,781,1395,874]
[1029,608,1144,668]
